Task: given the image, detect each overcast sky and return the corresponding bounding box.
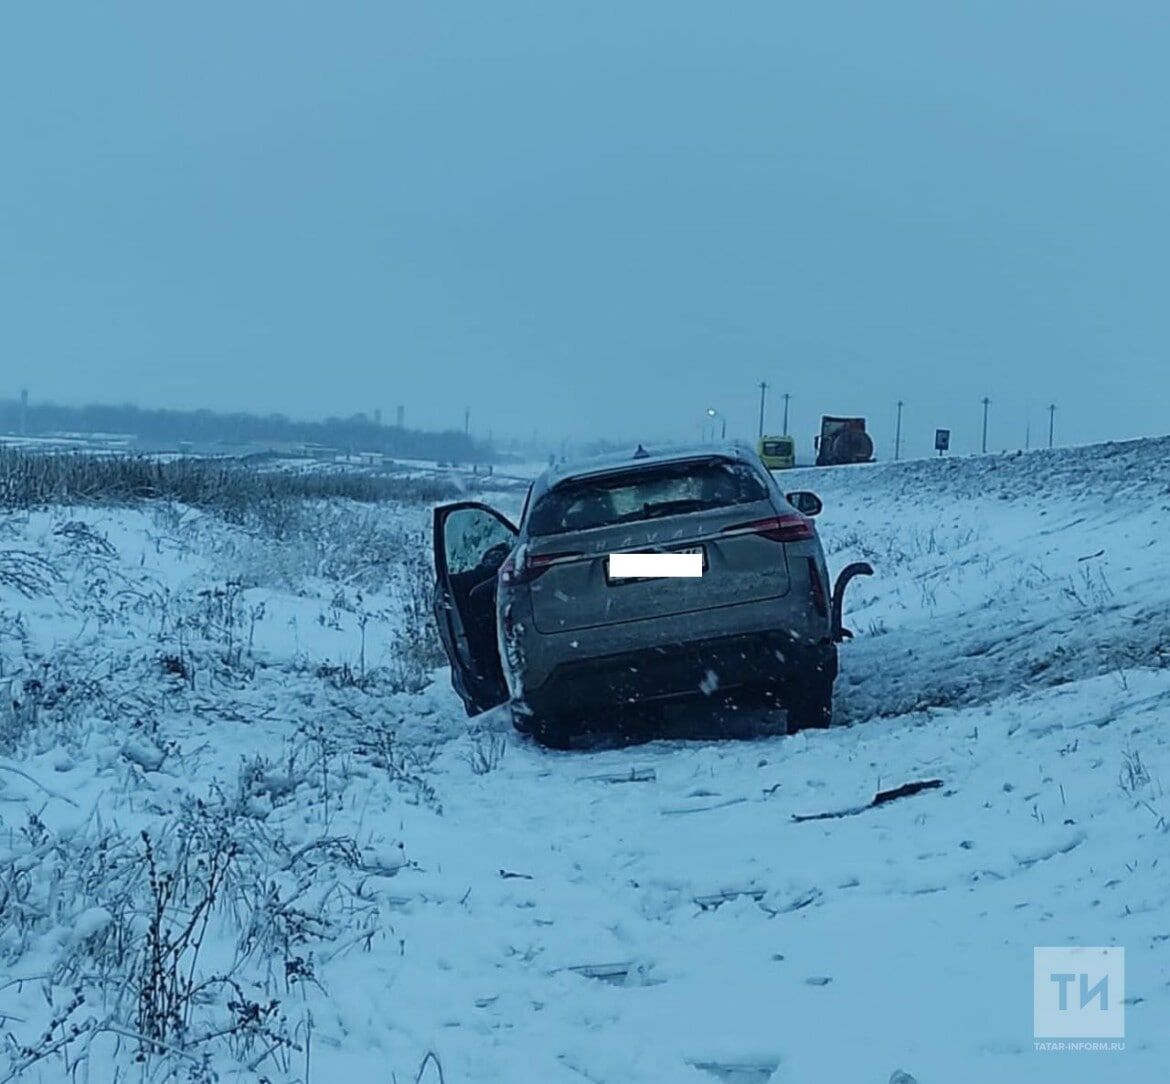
[2,3,1167,457]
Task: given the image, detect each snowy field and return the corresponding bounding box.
[1,439,1168,1083]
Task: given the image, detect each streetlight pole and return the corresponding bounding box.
[757,382,768,439]
[706,407,724,441]
[782,393,791,435]
[981,397,990,454]
[895,400,904,461]
[1048,404,1056,448]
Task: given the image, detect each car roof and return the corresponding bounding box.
[537,440,759,493]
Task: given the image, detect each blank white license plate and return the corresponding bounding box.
[606,547,705,582]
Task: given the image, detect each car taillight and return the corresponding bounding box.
[721,514,815,542]
[499,550,582,586]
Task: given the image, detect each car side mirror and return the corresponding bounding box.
[786,490,823,517]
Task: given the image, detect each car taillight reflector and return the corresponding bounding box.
[721,514,814,543]
[500,550,582,585]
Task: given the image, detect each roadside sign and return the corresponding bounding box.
[935,428,951,454]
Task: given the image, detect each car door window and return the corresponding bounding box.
[444,506,516,574]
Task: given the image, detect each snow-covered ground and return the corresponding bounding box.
[2,439,1168,1083]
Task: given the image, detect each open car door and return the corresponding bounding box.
[432,501,518,716]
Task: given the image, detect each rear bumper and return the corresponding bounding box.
[516,631,836,721]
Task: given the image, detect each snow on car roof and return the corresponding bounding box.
[543,441,757,489]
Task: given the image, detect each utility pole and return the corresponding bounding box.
[1048,403,1056,448]
[1025,408,1031,451]
[782,393,791,435]
[464,407,470,436]
[757,382,768,439]
[894,400,904,461]
[981,397,990,454]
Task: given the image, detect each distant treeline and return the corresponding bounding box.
[0,446,460,515]
[0,399,492,461]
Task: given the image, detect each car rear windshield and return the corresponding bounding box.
[762,440,793,456]
[527,459,768,536]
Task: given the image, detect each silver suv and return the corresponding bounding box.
[432,443,871,746]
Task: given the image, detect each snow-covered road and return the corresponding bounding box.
[2,439,1168,1083]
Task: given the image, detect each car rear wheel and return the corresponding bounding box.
[511,703,577,749]
[711,695,787,738]
[509,702,535,733]
[785,670,834,732]
[755,704,790,737]
[531,720,576,749]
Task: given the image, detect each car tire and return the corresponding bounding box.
[755,704,790,737]
[713,695,786,739]
[785,670,834,732]
[511,704,576,749]
[509,703,536,734]
[531,718,576,750]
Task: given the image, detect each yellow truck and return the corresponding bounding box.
[757,435,796,471]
